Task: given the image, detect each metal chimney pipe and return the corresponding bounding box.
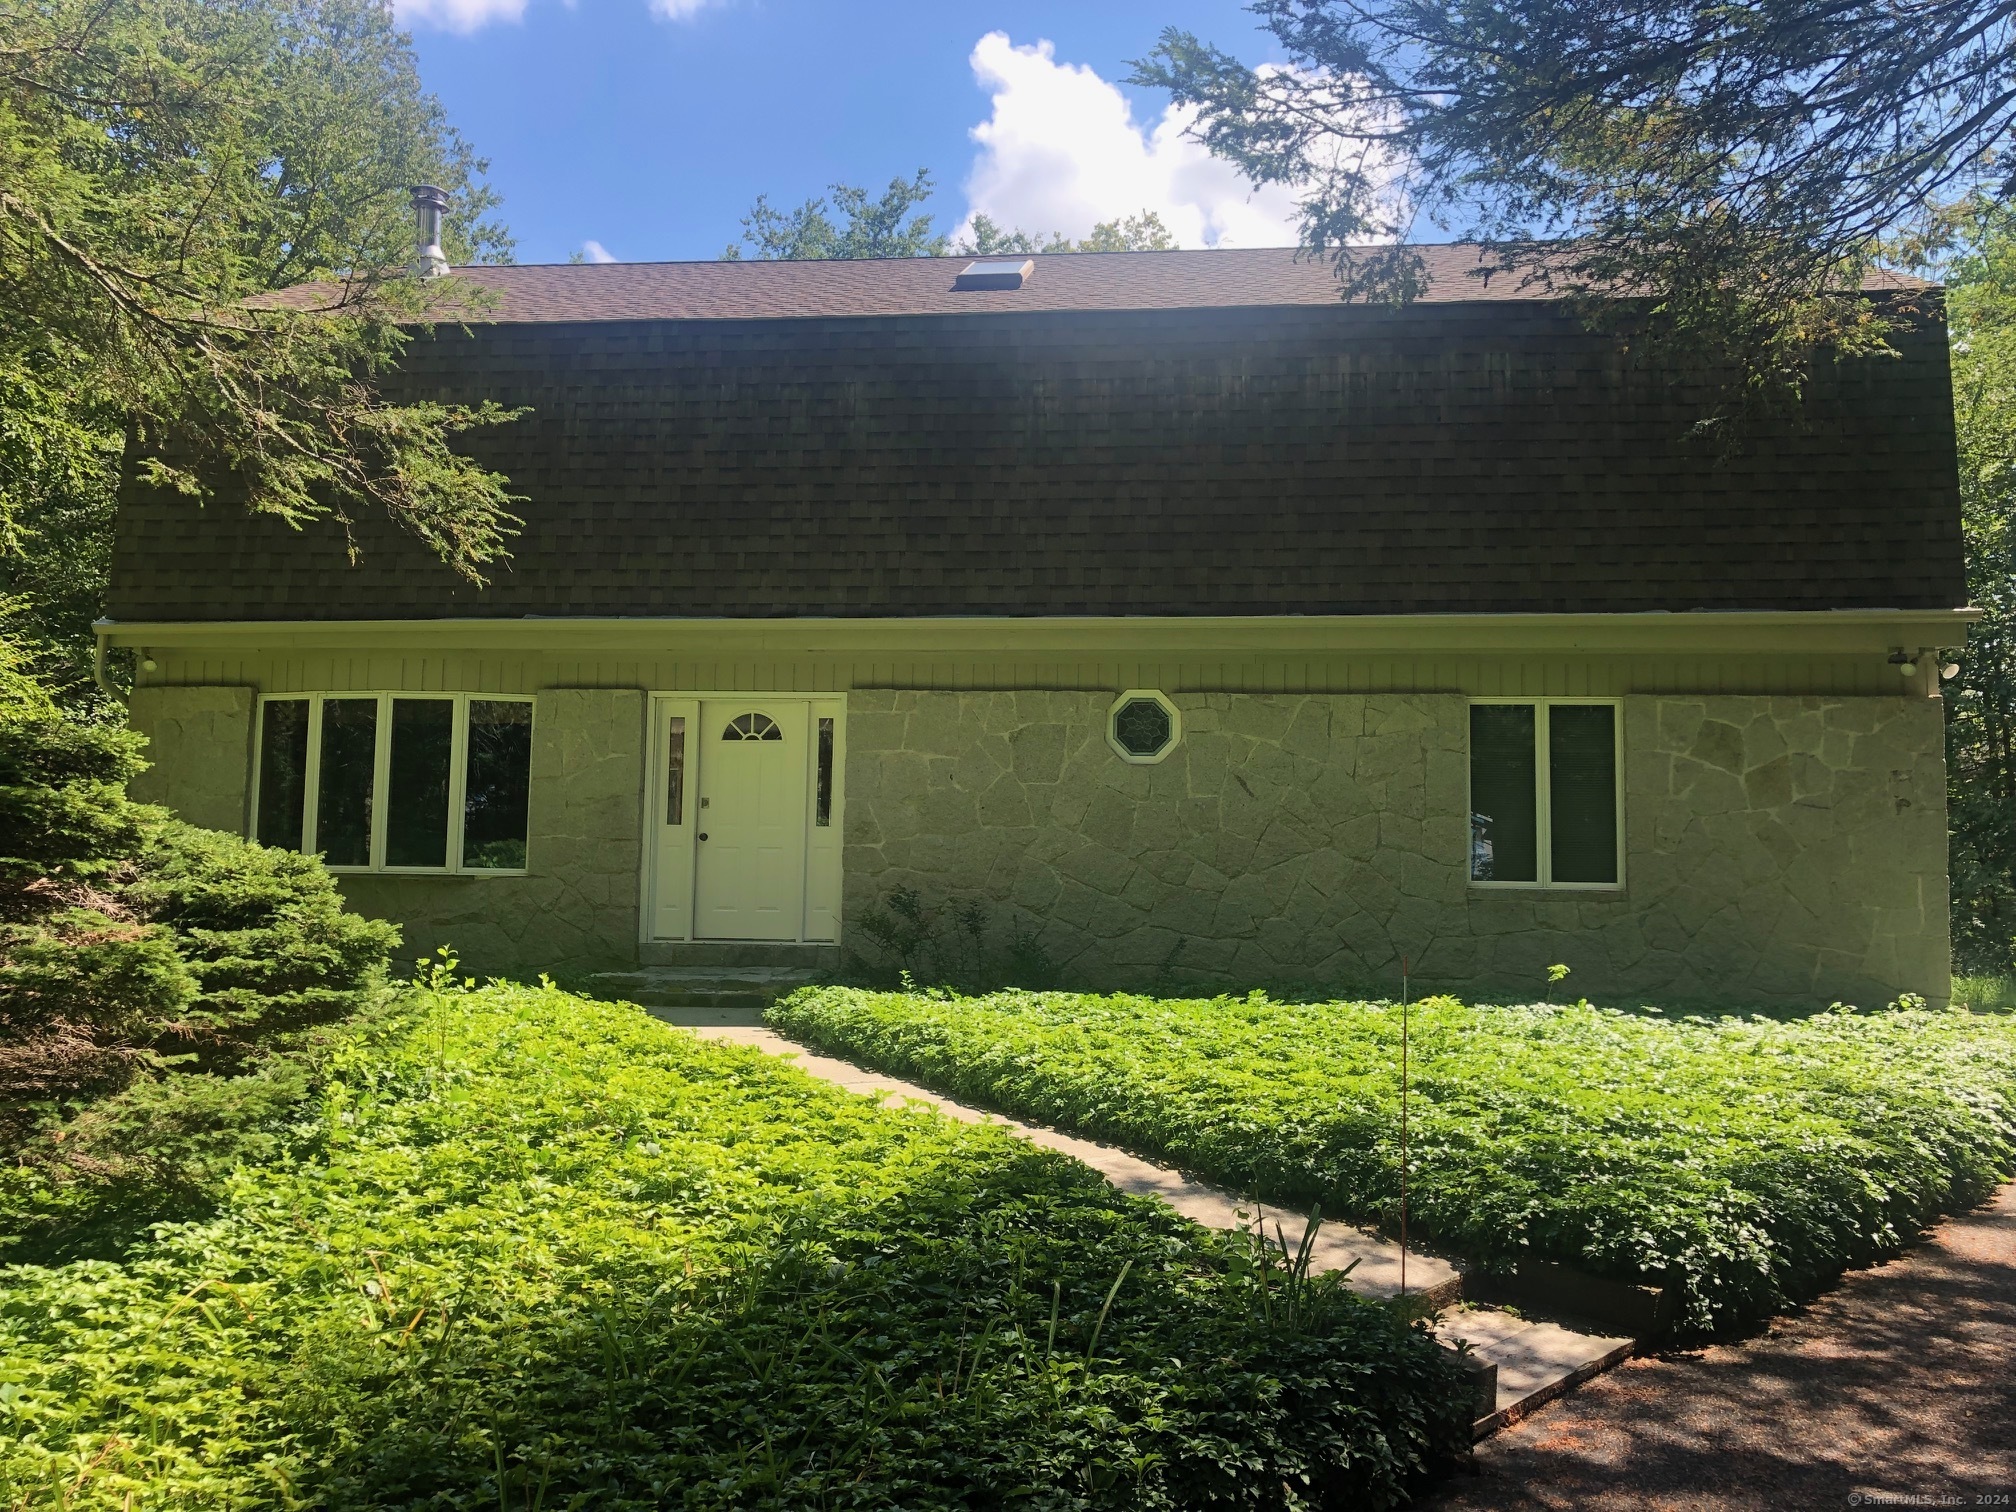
[409,184,450,279]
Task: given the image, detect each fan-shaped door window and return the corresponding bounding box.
[723,712,783,741]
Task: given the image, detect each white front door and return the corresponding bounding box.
[693,700,809,940]
[645,694,844,944]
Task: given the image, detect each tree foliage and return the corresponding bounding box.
[1131,0,2002,387]
[956,209,1180,256]
[1936,198,2016,972]
[1,0,522,695]
[724,170,1181,261]
[722,169,950,260]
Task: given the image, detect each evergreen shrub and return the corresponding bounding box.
[0,638,396,1250]
[130,821,398,1046]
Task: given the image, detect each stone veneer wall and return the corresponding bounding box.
[319,688,646,979]
[842,690,1948,1007]
[128,685,256,835]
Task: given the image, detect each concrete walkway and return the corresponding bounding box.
[653,1005,1632,1428]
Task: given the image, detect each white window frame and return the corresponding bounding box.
[250,692,534,875]
[1466,697,1625,892]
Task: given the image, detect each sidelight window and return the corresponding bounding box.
[1468,700,1622,888]
[253,693,533,873]
[815,716,834,826]
[663,715,687,825]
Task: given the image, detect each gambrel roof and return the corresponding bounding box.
[114,250,1963,624]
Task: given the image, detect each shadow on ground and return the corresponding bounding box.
[1431,1184,2016,1510]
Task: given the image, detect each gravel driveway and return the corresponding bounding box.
[1430,1183,2016,1511]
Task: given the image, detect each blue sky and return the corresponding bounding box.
[399,0,1304,265]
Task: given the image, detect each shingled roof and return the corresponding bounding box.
[108,286,1967,624]
[255,243,1930,325]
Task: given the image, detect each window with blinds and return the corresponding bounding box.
[1468,700,1621,888]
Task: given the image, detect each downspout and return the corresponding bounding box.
[92,620,126,707]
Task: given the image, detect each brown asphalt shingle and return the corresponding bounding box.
[107,297,1966,624]
[252,244,1929,325]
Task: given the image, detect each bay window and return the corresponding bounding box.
[253,693,533,873]
[1469,699,1622,888]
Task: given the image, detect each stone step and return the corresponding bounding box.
[645,1004,770,1027]
[638,941,844,970]
[1437,1305,1634,1437]
[588,967,821,1009]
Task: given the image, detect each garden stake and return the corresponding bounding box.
[1400,955,1410,1299]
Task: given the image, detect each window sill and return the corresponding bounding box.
[329,868,529,879]
[1468,883,1626,896]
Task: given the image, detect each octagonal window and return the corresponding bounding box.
[1107,689,1181,764]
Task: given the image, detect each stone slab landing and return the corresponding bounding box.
[586,957,831,1010]
[586,967,818,1010]
[647,1004,1634,1436]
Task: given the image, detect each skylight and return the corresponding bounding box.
[952,258,1035,291]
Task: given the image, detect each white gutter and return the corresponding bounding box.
[91,607,1983,658]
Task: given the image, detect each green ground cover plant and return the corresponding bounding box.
[0,977,1472,1510]
[1953,973,2016,1012]
[769,989,2016,1332]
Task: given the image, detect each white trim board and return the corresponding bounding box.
[100,607,1980,659]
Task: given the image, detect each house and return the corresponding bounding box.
[103,233,1971,1006]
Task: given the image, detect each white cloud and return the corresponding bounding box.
[579,240,618,264]
[393,0,527,34]
[649,0,723,20]
[956,33,1309,250]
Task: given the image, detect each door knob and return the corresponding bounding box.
[698,832,708,841]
